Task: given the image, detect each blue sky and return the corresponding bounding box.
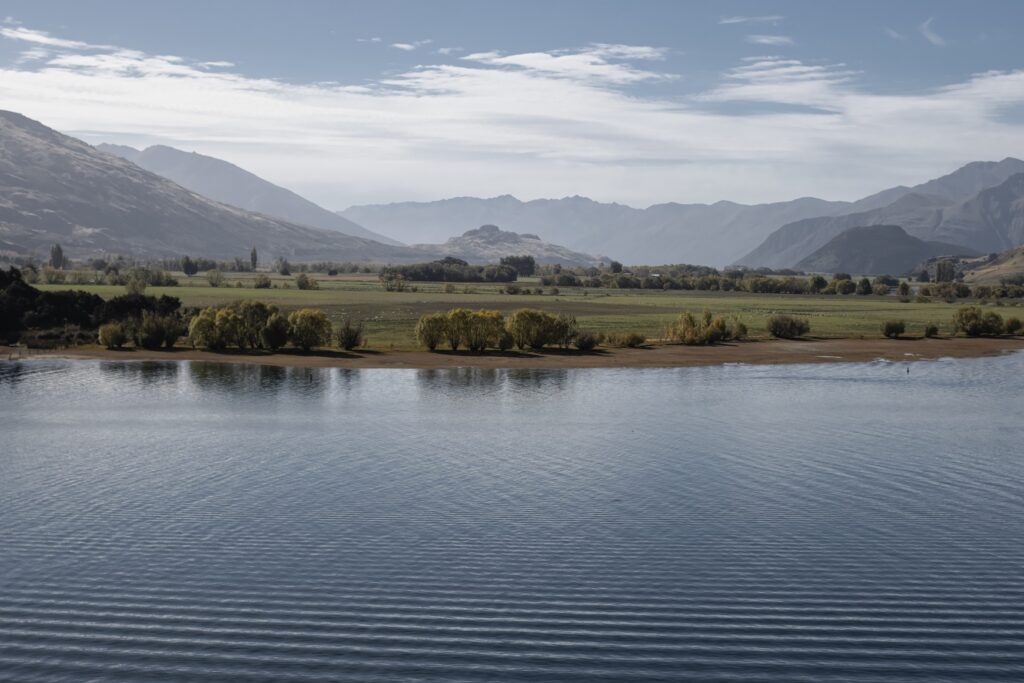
[2,0,1023,208]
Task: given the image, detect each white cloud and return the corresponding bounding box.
[391,39,432,51]
[884,27,904,40]
[719,16,783,25]
[919,18,947,46]
[200,60,235,68]
[437,47,463,55]
[746,35,794,46]
[356,37,382,43]
[1,26,1023,208]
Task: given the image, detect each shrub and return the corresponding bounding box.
[574,330,601,352]
[415,312,447,351]
[767,314,811,339]
[924,323,939,338]
[288,308,332,351]
[336,317,364,350]
[873,283,890,296]
[98,322,127,349]
[835,279,857,295]
[550,313,578,348]
[206,269,224,288]
[668,309,745,345]
[607,332,646,348]
[1005,317,1023,335]
[881,320,905,338]
[236,300,277,349]
[295,273,319,290]
[254,274,272,289]
[952,306,1003,337]
[504,283,521,295]
[188,307,221,349]
[261,313,291,351]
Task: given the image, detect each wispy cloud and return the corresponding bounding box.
[746,35,794,46]
[391,39,432,51]
[437,47,463,55]
[719,16,783,25]
[356,37,382,43]
[2,25,1023,207]
[883,27,904,40]
[919,18,947,46]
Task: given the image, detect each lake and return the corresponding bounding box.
[2,355,1023,682]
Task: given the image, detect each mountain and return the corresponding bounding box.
[964,245,1024,285]
[95,143,402,245]
[341,194,867,267]
[413,224,608,267]
[742,159,1024,268]
[0,111,424,262]
[795,225,979,275]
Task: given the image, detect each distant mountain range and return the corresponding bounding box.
[95,143,402,245]
[414,225,608,267]
[795,225,979,275]
[0,111,421,262]
[741,160,1024,268]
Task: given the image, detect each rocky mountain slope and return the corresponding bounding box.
[413,224,607,267]
[795,225,979,275]
[96,143,401,245]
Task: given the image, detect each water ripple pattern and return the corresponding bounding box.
[1,355,1023,682]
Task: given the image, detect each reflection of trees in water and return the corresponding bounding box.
[99,360,179,385]
[187,361,331,398]
[415,367,570,397]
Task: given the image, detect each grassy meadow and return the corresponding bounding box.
[35,270,1022,350]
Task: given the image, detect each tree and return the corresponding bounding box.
[415,312,447,351]
[952,306,1003,337]
[935,260,956,282]
[499,255,536,277]
[49,243,65,270]
[182,256,198,277]
[295,273,319,290]
[188,307,221,349]
[856,277,872,295]
[506,308,558,350]
[916,270,930,283]
[261,313,290,351]
[897,281,910,296]
[236,300,277,349]
[609,260,623,274]
[465,310,504,351]
[207,269,224,288]
[254,274,272,289]
[445,308,473,350]
[250,247,258,271]
[125,268,148,295]
[808,275,828,293]
[287,308,331,351]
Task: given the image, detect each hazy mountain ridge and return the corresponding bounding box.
[795,225,979,275]
[95,143,403,245]
[741,160,1024,268]
[0,111,423,262]
[413,224,608,267]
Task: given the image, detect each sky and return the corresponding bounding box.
[2,0,1024,210]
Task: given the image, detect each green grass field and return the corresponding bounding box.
[36,272,1021,350]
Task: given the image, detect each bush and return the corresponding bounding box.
[574,330,602,352]
[254,274,272,289]
[261,313,291,351]
[668,310,745,345]
[881,320,905,338]
[207,269,224,288]
[465,310,504,351]
[952,306,1004,337]
[415,312,447,351]
[445,308,473,350]
[288,308,332,351]
[98,322,128,349]
[607,332,646,348]
[767,314,811,339]
[336,317,364,350]
[1005,317,1022,335]
[924,323,939,338]
[295,273,319,290]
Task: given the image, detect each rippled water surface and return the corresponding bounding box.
[2,356,1024,682]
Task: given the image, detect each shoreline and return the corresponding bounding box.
[9,337,1024,370]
